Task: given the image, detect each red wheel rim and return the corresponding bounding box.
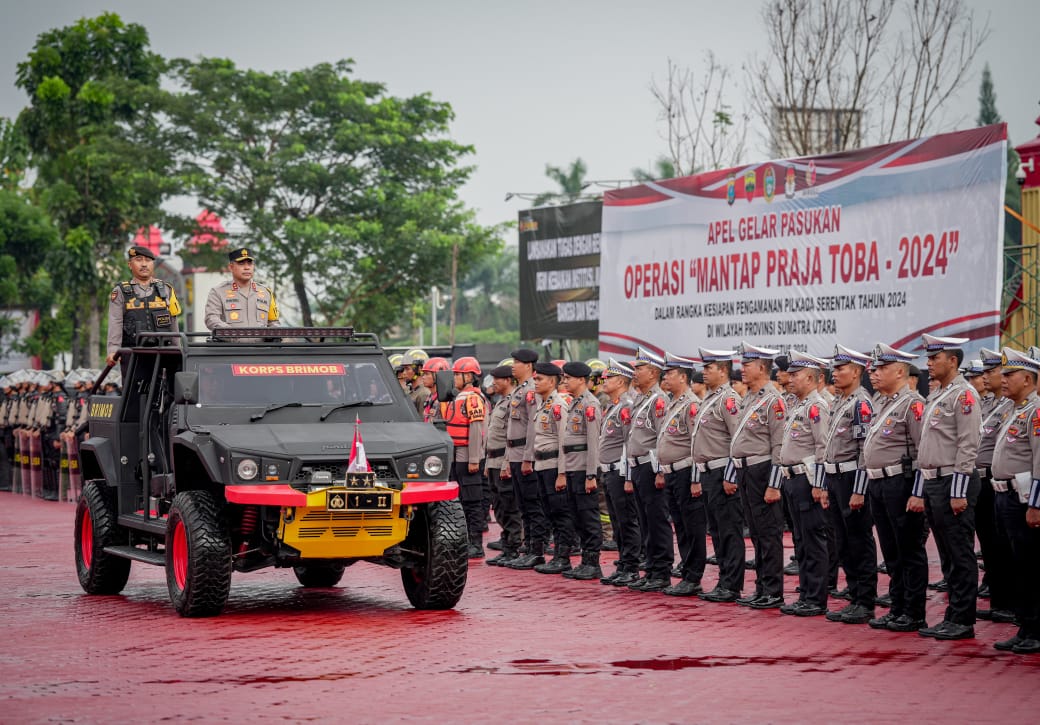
[172,519,188,590]
[81,510,93,568]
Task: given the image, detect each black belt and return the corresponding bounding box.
[486,447,506,458]
[507,437,527,447]
[563,444,588,453]
[534,450,558,461]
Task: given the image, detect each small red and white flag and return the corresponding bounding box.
[347,415,372,473]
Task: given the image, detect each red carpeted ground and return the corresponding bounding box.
[1,492,1035,723]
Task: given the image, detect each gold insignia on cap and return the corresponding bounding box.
[129,249,137,257]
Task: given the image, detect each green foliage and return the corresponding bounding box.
[534,158,591,206]
[976,64,1000,126]
[165,57,501,333]
[0,118,29,191]
[974,64,1020,248]
[632,156,678,183]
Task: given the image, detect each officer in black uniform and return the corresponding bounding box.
[106,245,182,380]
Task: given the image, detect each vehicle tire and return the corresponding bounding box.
[74,480,131,595]
[401,499,468,609]
[165,490,232,617]
[293,563,346,588]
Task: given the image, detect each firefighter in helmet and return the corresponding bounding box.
[444,357,489,557]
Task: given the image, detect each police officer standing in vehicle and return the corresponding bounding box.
[558,361,604,581]
[909,334,983,640]
[107,245,182,379]
[731,343,788,610]
[861,343,928,633]
[624,348,671,592]
[506,349,551,570]
[485,365,523,566]
[204,248,280,334]
[657,352,705,597]
[694,348,745,603]
[822,345,878,625]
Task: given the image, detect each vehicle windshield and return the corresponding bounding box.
[193,360,395,406]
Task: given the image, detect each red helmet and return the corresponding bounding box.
[422,357,449,373]
[452,356,482,375]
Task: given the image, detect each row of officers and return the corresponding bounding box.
[0,368,118,501]
[431,335,1040,656]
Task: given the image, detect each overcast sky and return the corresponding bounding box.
[2,0,1037,240]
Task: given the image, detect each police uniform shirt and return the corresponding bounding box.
[505,378,537,464]
[410,383,431,414]
[204,280,280,330]
[626,384,666,459]
[980,391,997,416]
[912,374,983,499]
[730,386,786,463]
[692,383,741,463]
[533,390,567,472]
[107,280,182,359]
[599,390,635,467]
[484,394,511,470]
[976,397,1014,469]
[823,387,873,465]
[862,384,924,470]
[779,390,830,487]
[559,390,601,477]
[990,393,1040,498]
[656,390,697,466]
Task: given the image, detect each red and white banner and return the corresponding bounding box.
[599,124,1007,360]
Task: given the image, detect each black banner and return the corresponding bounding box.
[518,201,601,340]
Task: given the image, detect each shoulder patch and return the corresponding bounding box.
[856,399,873,425]
[1032,408,1040,437]
[552,403,562,420]
[724,396,739,415]
[959,390,975,415]
[654,397,666,417]
[585,405,597,422]
[911,400,924,421]
[773,398,786,420]
[110,290,117,301]
[808,404,820,423]
[688,402,698,418]
[526,390,536,406]
[620,408,632,425]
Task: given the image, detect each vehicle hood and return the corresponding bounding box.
[197,422,450,458]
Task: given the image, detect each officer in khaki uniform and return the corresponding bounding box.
[485,365,523,566]
[860,343,927,632]
[694,348,745,602]
[107,245,182,377]
[989,348,1040,653]
[205,248,280,332]
[557,361,604,581]
[731,342,788,610]
[656,352,705,597]
[909,333,983,640]
[778,351,832,617]
[0,377,14,491]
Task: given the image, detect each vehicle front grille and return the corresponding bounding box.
[292,460,397,490]
[297,509,396,539]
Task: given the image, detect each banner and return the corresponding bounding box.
[599,124,1007,360]
[518,201,601,340]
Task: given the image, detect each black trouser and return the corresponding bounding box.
[536,467,577,555]
[868,473,928,620]
[453,460,486,545]
[0,430,12,491]
[738,461,784,597]
[701,467,745,592]
[825,470,878,609]
[785,473,829,607]
[603,467,642,573]
[994,490,1040,639]
[510,461,549,555]
[976,475,1015,611]
[42,434,60,500]
[565,470,602,557]
[630,461,672,579]
[665,469,705,584]
[488,465,522,555]
[924,473,980,625]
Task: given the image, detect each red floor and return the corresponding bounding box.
[1,492,1035,723]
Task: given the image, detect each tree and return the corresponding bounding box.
[15,13,175,366]
[533,158,591,206]
[647,54,747,176]
[632,156,677,183]
[748,0,990,157]
[165,58,499,333]
[975,64,1021,256]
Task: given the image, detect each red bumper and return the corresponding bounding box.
[223,481,458,506]
[400,481,458,504]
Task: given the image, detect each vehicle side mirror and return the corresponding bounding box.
[434,370,456,404]
[174,372,199,404]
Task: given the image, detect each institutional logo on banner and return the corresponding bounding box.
[785,167,796,199]
[764,166,776,203]
[744,170,756,202]
[806,160,817,187]
[726,174,736,206]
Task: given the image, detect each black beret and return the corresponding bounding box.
[228,247,255,263]
[490,365,514,379]
[908,364,922,378]
[127,245,156,260]
[773,355,790,372]
[534,361,563,377]
[730,367,743,382]
[690,370,704,384]
[562,361,591,378]
[511,348,539,364]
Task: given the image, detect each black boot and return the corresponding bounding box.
[565,553,603,581]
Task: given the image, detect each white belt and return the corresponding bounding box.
[660,458,693,474]
[866,463,914,480]
[824,460,859,474]
[696,457,729,473]
[781,464,807,478]
[991,479,1010,493]
[600,461,622,473]
[919,467,954,480]
[628,454,654,467]
[732,454,771,468]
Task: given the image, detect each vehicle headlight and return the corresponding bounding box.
[237,458,259,481]
[423,455,444,477]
